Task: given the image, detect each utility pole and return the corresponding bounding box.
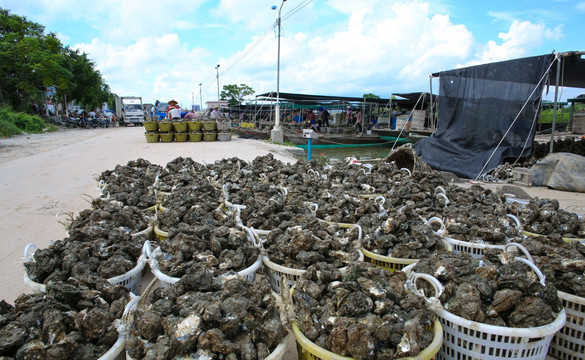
[270,0,287,143]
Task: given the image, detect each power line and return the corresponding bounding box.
[199,0,313,96]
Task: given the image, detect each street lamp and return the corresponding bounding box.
[271,0,286,143]
[199,83,203,110]
[215,64,220,104]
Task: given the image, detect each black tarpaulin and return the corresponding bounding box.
[413,54,554,179]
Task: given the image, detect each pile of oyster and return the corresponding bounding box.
[520,235,585,297]
[155,224,260,277]
[511,198,585,238]
[293,262,436,359]
[262,214,362,269]
[125,266,286,360]
[409,250,562,327]
[0,277,130,359]
[25,198,148,286]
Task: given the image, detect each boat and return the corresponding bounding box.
[373,128,432,143]
[233,126,412,149]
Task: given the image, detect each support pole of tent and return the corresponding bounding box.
[429,74,434,131]
[550,54,561,153]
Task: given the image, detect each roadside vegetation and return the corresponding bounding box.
[0,106,47,137]
[0,8,115,119]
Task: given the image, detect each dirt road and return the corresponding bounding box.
[0,127,298,303]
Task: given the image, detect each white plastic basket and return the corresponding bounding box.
[427,215,521,259]
[407,251,566,360]
[263,249,365,293]
[24,242,147,295]
[144,241,262,287]
[548,290,585,360]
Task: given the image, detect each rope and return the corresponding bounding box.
[474,53,560,181]
[389,92,425,153]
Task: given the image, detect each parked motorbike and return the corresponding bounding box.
[66,116,85,128]
[98,116,110,128]
[86,116,100,128]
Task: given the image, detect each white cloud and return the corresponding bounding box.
[468,20,563,65]
[576,2,585,12]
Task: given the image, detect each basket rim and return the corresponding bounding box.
[262,247,364,277]
[522,230,585,243]
[291,319,442,360]
[360,247,419,265]
[557,289,585,304]
[149,246,262,284]
[24,242,147,293]
[436,307,566,338]
[443,236,508,250]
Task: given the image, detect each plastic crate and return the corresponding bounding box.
[291,320,442,360]
[548,290,585,360]
[24,243,147,295]
[144,241,262,287]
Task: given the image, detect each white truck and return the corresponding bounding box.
[115,96,145,126]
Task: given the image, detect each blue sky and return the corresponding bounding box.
[2,0,583,108]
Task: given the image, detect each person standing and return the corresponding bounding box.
[346,105,353,125]
[354,109,362,134]
[322,108,330,127]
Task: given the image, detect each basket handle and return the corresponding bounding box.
[514,257,546,286]
[374,195,385,207]
[143,241,153,259]
[506,214,522,230]
[24,243,38,261]
[360,184,376,193]
[307,169,320,178]
[434,186,447,196]
[435,192,450,207]
[406,273,444,304]
[504,242,535,264]
[308,203,318,213]
[425,216,446,236]
[348,224,363,241]
[400,168,412,176]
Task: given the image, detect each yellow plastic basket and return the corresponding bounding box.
[522,230,585,243]
[291,320,442,360]
[360,248,419,272]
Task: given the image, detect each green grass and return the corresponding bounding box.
[0,106,46,137]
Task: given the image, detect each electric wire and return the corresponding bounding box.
[199,0,312,97]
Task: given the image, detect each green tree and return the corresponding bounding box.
[0,8,112,114]
[220,84,254,107]
[363,93,380,99]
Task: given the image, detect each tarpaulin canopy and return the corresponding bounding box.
[414,53,555,179]
[255,92,435,109]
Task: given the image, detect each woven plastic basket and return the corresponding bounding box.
[548,290,585,360]
[173,121,188,132]
[291,319,442,360]
[189,132,202,142]
[24,243,147,295]
[144,241,262,287]
[217,132,232,141]
[408,257,566,360]
[144,121,158,132]
[144,132,159,143]
[158,121,172,132]
[188,121,203,131]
